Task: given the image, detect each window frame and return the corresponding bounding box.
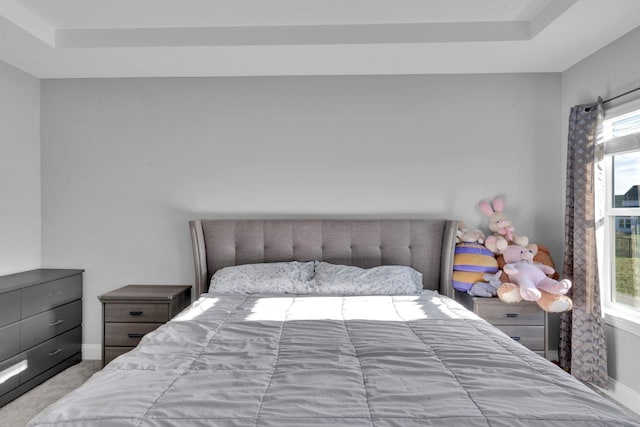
[600,99,640,336]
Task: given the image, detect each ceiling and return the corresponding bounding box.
[1,0,640,79]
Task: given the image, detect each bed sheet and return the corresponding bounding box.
[30,292,638,426]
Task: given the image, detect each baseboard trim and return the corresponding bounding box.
[81,344,101,360]
[598,377,640,417]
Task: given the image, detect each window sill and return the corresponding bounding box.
[604,308,640,337]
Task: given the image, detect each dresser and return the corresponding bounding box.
[0,269,83,407]
[99,284,191,366]
[456,291,547,358]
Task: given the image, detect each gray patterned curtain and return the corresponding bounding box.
[559,100,608,388]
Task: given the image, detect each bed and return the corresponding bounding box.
[29,219,639,426]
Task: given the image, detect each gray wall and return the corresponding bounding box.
[0,60,41,275]
[562,26,640,399]
[41,73,563,349]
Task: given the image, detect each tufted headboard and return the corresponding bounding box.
[189,219,459,298]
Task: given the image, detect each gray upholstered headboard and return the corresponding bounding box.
[189,219,459,298]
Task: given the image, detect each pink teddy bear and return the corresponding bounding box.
[502,244,572,302]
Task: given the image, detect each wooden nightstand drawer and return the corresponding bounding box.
[104,303,169,323]
[495,325,545,350]
[104,322,163,347]
[455,291,548,357]
[475,303,544,326]
[99,284,191,367]
[103,347,132,365]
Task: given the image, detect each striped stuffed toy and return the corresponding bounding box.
[452,242,499,292]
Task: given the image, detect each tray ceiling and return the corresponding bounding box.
[1,0,639,78]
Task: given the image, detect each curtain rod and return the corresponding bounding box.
[602,86,640,105]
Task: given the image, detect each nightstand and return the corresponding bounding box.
[99,284,191,366]
[456,291,547,358]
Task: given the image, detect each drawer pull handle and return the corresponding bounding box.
[504,313,519,318]
[48,291,63,298]
[128,333,145,339]
[129,311,143,316]
[48,348,63,357]
[511,336,521,341]
[48,319,64,327]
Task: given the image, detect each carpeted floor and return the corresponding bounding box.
[0,360,101,427]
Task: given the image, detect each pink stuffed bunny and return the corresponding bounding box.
[502,244,572,301]
[479,196,529,253]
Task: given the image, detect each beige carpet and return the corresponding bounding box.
[0,360,101,427]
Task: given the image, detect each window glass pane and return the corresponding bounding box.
[613,216,640,311]
[612,152,640,208]
[612,115,640,137]
[604,108,640,139]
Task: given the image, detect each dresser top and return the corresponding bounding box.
[99,284,192,302]
[0,268,84,293]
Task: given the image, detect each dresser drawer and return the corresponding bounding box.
[104,303,169,323]
[0,290,20,327]
[496,325,545,350]
[475,302,544,326]
[21,275,83,318]
[21,326,82,383]
[20,300,82,351]
[104,322,162,347]
[0,322,20,361]
[0,269,83,406]
[0,355,25,397]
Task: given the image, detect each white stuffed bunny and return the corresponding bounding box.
[478,196,529,253]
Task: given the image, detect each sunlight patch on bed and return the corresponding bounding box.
[173,297,219,321]
[431,296,465,319]
[245,297,298,321]
[242,295,448,322]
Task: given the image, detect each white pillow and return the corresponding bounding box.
[312,261,423,295]
[209,261,316,294]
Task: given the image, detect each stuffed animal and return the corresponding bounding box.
[456,221,486,244]
[536,290,573,313]
[468,271,503,297]
[496,282,522,303]
[495,244,573,312]
[495,244,558,282]
[499,244,573,312]
[452,242,498,292]
[479,196,529,253]
[498,280,573,312]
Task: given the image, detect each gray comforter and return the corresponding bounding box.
[30,293,638,426]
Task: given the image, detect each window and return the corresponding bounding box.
[617,218,631,230]
[600,100,640,328]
